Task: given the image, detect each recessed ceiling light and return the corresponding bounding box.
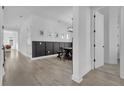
[19,16,23,18]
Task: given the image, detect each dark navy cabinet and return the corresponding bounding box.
[46,42,54,55]
[64,42,72,47]
[53,42,60,54]
[32,41,46,57]
[60,42,65,48]
[32,41,37,57]
[36,41,46,57]
[32,41,72,58]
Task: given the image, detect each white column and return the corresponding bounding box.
[120,7,124,79]
[72,7,81,83]
[0,6,4,85]
[72,6,91,83]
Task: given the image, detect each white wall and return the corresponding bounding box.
[18,15,72,58]
[120,6,124,79]
[98,7,120,64]
[72,6,91,83]
[109,7,120,64]
[4,30,18,50]
[31,15,72,42]
[18,17,32,58]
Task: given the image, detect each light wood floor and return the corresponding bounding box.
[3,50,124,86]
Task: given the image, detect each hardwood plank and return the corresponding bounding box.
[3,50,124,86]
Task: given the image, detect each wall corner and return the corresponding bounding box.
[72,74,83,83]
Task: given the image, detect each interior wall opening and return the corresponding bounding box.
[91,6,121,77]
[4,30,18,51]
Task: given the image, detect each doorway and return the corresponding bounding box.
[3,30,18,51]
[91,6,121,77]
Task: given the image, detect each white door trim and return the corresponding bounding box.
[0,6,4,85]
[120,6,124,79]
[91,7,124,79]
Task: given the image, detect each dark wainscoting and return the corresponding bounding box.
[46,42,54,55]
[53,42,60,54]
[32,41,72,58]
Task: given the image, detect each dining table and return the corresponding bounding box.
[62,47,72,60]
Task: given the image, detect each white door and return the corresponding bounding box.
[94,12,104,69]
[0,6,4,85]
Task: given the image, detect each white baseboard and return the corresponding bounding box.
[0,68,4,86]
[0,76,2,86]
[108,62,118,64]
[0,82,2,86]
[108,59,118,64]
[72,74,83,83]
[83,69,91,77]
[18,50,31,59]
[31,54,58,60]
[120,75,124,79]
[120,72,124,79]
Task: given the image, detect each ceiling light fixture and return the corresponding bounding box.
[19,16,23,18]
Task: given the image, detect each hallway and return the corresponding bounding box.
[3,50,76,86]
[3,50,124,86]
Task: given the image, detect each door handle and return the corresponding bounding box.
[102,46,104,48]
[2,47,4,50]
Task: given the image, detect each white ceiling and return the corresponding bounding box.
[90,6,105,10]
[3,6,73,31]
